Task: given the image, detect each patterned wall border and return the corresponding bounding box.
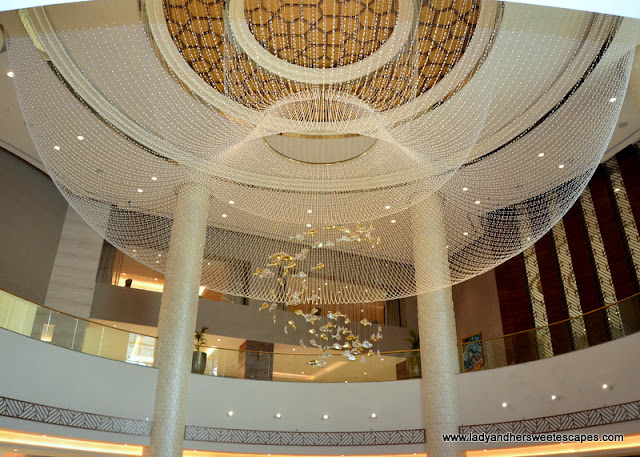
[2,396,639,446]
[460,400,640,435]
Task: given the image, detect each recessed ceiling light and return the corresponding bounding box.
[156,260,160,264]
[370,413,377,418]
[137,188,143,193]
[538,152,544,157]
[462,187,469,191]
[229,200,235,204]
[53,145,61,150]
[151,176,158,181]
[324,282,328,285]
[7,71,15,78]
[475,200,480,204]
[222,214,228,218]
[463,232,469,236]
[275,413,282,418]
[217,338,221,341]
[76,135,84,140]
[361,309,364,312]
[602,384,609,390]
[306,223,312,227]
[132,249,136,252]
[551,395,557,400]
[307,209,312,213]
[384,205,391,209]
[609,97,617,103]
[558,164,565,169]
[292,348,296,351]
[227,410,234,416]
[158,253,162,257]
[155,278,158,281]
[322,414,329,420]
[502,402,508,407]
[390,219,396,223]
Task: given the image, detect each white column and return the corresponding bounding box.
[412,196,462,457]
[145,183,209,457]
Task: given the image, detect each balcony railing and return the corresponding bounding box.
[1,288,638,381]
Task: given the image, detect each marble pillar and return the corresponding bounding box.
[145,183,209,457]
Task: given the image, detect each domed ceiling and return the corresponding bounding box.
[163,0,480,110]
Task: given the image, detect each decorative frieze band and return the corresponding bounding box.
[460,400,640,435]
[0,396,152,436]
[1,396,638,446]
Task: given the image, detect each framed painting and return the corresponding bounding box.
[461,332,485,372]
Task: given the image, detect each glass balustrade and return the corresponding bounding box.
[1,287,639,381]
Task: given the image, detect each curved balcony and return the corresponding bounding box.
[2,287,639,382]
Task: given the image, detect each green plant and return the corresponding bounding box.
[194,326,208,351]
[406,328,420,350]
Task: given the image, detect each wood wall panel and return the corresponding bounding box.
[589,167,638,299]
[616,147,640,232]
[495,255,536,363]
[562,205,609,345]
[534,233,572,354]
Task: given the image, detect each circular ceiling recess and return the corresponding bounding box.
[244,0,399,68]
[162,0,480,111]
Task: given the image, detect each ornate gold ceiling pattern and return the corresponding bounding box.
[163,0,479,110]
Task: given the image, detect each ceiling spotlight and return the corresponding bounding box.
[474,200,481,204]
[384,205,391,209]
[463,232,469,236]
[501,402,508,408]
[602,384,609,390]
[132,249,136,252]
[217,338,221,341]
[156,260,160,264]
[307,209,312,213]
[158,253,162,257]
[462,187,469,191]
[137,188,143,193]
[229,200,235,204]
[227,410,234,416]
[76,135,84,140]
[538,152,544,157]
[7,71,15,78]
[53,145,61,150]
[390,219,396,223]
[558,164,565,169]
[292,348,296,351]
[609,97,617,103]
[322,414,329,420]
[151,176,158,181]
[222,214,228,218]
[370,413,377,418]
[551,394,557,400]
[306,223,312,227]
[275,413,282,419]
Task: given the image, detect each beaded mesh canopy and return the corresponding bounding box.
[7,0,638,306]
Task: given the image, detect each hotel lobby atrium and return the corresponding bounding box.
[1,0,640,456]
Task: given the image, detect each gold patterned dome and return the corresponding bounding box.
[244,0,399,68]
[163,0,480,110]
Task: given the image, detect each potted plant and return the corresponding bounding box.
[406,328,421,378]
[192,326,208,374]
